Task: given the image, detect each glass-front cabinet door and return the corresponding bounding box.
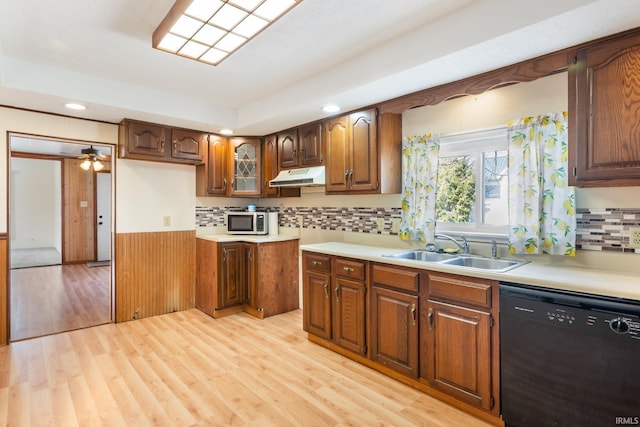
[229,137,262,197]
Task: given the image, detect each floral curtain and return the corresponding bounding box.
[507,112,576,255]
[399,133,440,243]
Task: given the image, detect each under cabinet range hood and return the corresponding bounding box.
[269,166,325,187]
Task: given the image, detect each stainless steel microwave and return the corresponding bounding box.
[226,212,268,235]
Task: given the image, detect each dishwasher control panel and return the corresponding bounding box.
[500,282,640,342]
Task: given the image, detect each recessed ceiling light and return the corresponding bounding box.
[220,128,234,135]
[322,104,340,113]
[65,103,86,110]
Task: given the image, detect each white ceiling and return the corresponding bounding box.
[1,0,639,137]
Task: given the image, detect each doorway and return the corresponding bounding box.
[8,134,113,341]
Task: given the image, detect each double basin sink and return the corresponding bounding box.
[383,250,528,273]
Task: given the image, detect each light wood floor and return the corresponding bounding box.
[0,309,491,426]
[10,264,111,341]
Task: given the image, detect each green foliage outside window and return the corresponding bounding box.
[436,156,476,223]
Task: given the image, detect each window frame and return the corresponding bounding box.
[436,126,509,238]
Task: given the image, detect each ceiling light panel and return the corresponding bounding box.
[153,0,302,66]
[210,4,247,30]
[185,0,224,20]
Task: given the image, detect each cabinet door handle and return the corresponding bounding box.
[335,285,341,299]
[160,140,165,151]
[223,248,227,262]
[344,169,349,178]
[411,304,417,326]
[172,139,177,150]
[312,261,322,266]
[342,266,354,272]
[223,178,227,190]
[428,307,433,331]
[323,282,329,298]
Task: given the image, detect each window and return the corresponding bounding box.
[436,127,508,235]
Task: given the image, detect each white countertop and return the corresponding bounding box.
[300,242,640,301]
[197,234,299,243]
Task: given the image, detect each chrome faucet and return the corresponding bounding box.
[434,233,469,254]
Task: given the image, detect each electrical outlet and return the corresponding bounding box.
[297,215,304,228]
[630,227,640,249]
[163,216,171,226]
[391,218,401,234]
[377,218,385,232]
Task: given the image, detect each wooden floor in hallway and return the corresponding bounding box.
[10,264,111,341]
[0,309,492,426]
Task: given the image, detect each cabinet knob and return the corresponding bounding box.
[428,307,433,331]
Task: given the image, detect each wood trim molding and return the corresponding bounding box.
[378,50,569,114]
[378,27,640,114]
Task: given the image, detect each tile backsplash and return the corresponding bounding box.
[576,208,640,253]
[196,206,640,253]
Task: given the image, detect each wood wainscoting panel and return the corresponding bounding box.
[115,230,195,322]
[0,235,6,345]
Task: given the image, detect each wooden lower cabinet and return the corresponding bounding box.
[304,268,332,339]
[370,285,419,378]
[302,253,367,356]
[219,242,245,309]
[424,300,493,409]
[302,254,501,425]
[196,238,299,319]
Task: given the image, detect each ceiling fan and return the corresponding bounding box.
[78,145,105,171]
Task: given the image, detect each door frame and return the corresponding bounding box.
[5,133,116,341]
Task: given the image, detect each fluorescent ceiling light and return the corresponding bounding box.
[153,0,302,66]
[220,128,234,135]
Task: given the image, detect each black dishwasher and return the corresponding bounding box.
[500,282,640,427]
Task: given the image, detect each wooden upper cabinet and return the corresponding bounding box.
[299,122,323,166]
[196,135,228,196]
[324,108,401,194]
[119,119,204,165]
[229,137,262,197]
[170,128,205,162]
[278,128,299,169]
[122,120,168,158]
[324,115,350,192]
[277,124,323,169]
[569,31,640,186]
[349,110,378,192]
[262,134,280,197]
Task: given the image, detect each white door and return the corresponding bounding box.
[96,172,111,261]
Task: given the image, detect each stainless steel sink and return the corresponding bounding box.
[383,250,528,272]
[442,256,527,272]
[384,250,458,262]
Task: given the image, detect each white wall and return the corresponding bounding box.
[116,159,195,233]
[10,157,61,250]
[0,107,197,236]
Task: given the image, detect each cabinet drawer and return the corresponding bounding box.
[372,264,420,293]
[304,252,331,273]
[428,272,494,309]
[336,258,366,280]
